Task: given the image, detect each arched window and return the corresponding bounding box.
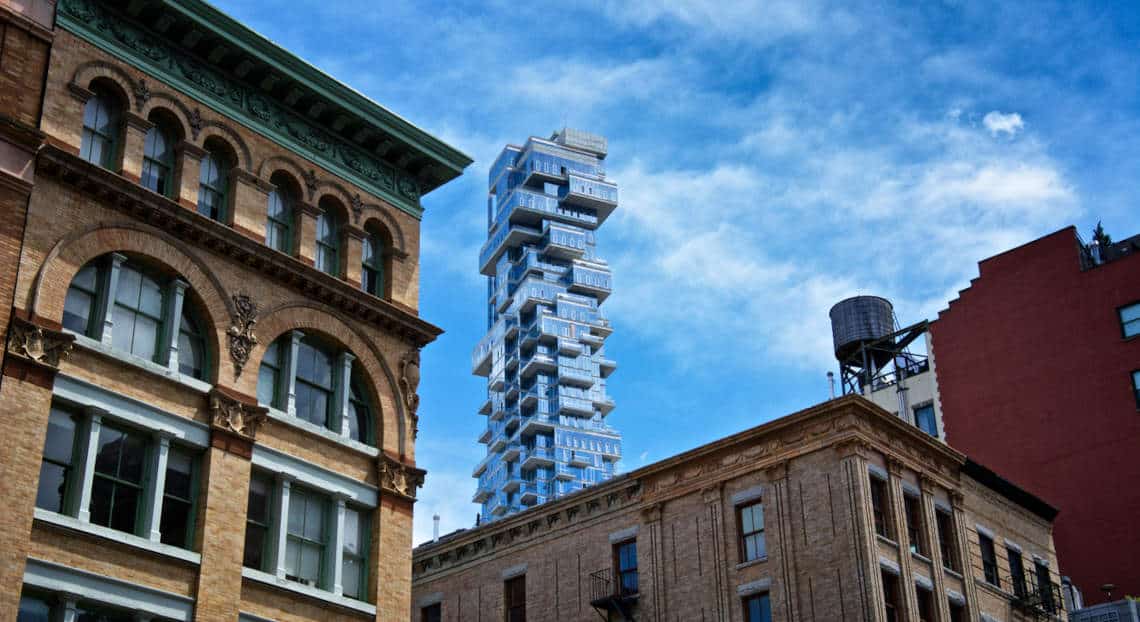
[197,142,231,221]
[361,232,383,297]
[177,305,206,378]
[315,209,341,276]
[141,112,179,196]
[62,254,209,380]
[79,84,121,169]
[257,332,375,445]
[348,375,372,444]
[266,172,297,253]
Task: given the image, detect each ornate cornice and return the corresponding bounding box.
[412,480,643,578]
[36,144,443,347]
[6,316,74,369]
[378,454,426,501]
[56,0,471,218]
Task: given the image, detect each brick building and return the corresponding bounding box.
[412,396,1067,622]
[931,225,1140,603]
[0,0,470,620]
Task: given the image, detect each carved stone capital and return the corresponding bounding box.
[640,502,663,524]
[378,454,425,501]
[834,436,871,459]
[7,316,74,369]
[886,455,905,476]
[918,472,939,495]
[208,388,267,441]
[765,460,788,482]
[949,490,965,509]
[701,483,724,505]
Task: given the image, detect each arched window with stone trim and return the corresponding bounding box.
[197,137,234,222]
[256,331,376,446]
[79,81,123,169]
[141,109,182,197]
[361,220,393,299]
[266,171,300,254]
[315,196,346,276]
[61,253,210,380]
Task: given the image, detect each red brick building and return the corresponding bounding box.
[931,225,1140,603]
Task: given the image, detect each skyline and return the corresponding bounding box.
[205,0,1140,545]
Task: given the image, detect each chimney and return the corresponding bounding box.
[433,514,440,543]
[827,371,836,399]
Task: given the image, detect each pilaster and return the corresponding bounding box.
[920,474,951,622]
[343,224,367,288]
[229,167,272,242]
[120,111,153,183]
[295,201,323,266]
[950,490,981,621]
[174,141,206,212]
[886,456,919,622]
[836,438,881,622]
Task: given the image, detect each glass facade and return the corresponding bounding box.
[472,130,621,522]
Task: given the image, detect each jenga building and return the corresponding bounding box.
[0,0,470,620]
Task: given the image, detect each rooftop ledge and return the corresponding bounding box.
[57,0,472,218]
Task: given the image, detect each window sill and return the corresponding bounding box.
[262,406,379,458]
[68,333,213,394]
[911,552,932,564]
[974,577,1010,599]
[735,556,769,570]
[876,535,899,548]
[943,567,963,580]
[241,567,376,616]
[33,508,200,565]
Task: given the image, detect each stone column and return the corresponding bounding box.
[886,456,919,622]
[163,279,189,374]
[331,494,349,596]
[334,351,356,439]
[295,201,323,266]
[145,433,173,542]
[701,482,732,622]
[920,474,951,622]
[193,389,266,621]
[173,141,206,212]
[273,475,294,580]
[836,438,882,622]
[0,318,74,619]
[950,490,981,620]
[374,455,425,622]
[765,461,801,622]
[96,253,127,347]
[120,111,153,183]
[75,407,106,523]
[283,330,304,417]
[343,224,367,288]
[229,168,273,242]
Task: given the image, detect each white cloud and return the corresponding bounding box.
[983,110,1025,136]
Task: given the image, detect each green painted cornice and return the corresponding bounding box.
[57,0,472,219]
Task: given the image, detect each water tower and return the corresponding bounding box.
[829,296,929,397]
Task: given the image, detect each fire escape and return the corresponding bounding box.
[589,568,638,621]
[1009,572,1065,621]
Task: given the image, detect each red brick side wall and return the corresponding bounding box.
[931,226,1140,601]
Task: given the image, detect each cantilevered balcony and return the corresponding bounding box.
[541,224,589,260]
[515,278,561,313]
[594,394,616,415]
[479,222,542,275]
[520,446,555,470]
[598,358,617,378]
[502,442,521,462]
[519,413,557,437]
[563,173,618,223]
[519,480,551,504]
[493,187,600,234]
[558,337,583,356]
[559,364,595,388]
[520,352,557,378]
[568,451,594,467]
[568,262,613,303]
[554,394,595,417]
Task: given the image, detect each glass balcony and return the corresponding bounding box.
[520,446,555,470]
[559,364,595,388]
[563,173,618,223]
[519,480,551,504]
[568,263,613,303]
[479,222,541,275]
[557,337,583,356]
[554,394,595,417]
[494,187,599,234]
[567,451,595,467]
[519,413,557,437]
[521,351,557,378]
[598,358,617,378]
[541,224,589,260]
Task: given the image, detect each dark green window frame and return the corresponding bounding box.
[141,123,175,197]
[80,89,120,169]
[89,422,148,536]
[197,151,228,221]
[159,446,199,549]
[266,188,294,253]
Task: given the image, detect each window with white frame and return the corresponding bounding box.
[1119,302,1140,338]
[314,207,341,276]
[241,468,373,602]
[256,331,376,446]
[62,254,208,381]
[34,402,201,551]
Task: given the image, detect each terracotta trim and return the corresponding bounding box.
[2,356,57,389]
[211,428,253,459]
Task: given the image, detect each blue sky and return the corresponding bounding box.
[210,0,1140,544]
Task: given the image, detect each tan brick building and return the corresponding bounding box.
[0,0,470,619]
[411,397,1067,622]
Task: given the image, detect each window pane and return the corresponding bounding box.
[36,463,69,513]
[43,409,78,464]
[303,495,324,541]
[342,555,362,599]
[94,426,124,475]
[299,541,321,583]
[243,523,266,570]
[63,288,94,334]
[89,476,113,527]
[257,364,278,406]
[288,492,306,535]
[247,475,270,524]
[165,449,194,500]
[110,306,135,352]
[115,266,141,306]
[110,479,140,533]
[178,331,204,377]
[1121,303,1140,324]
[118,429,146,484]
[284,538,301,577]
[160,497,191,548]
[131,314,159,360]
[17,593,52,622]
[343,509,361,555]
[745,594,771,622]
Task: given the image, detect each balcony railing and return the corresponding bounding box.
[1006,572,1063,619]
[589,568,638,620]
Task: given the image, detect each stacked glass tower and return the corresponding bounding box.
[471,129,621,523]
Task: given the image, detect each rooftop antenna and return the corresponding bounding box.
[827,371,836,399]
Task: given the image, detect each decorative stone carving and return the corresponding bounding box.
[641,502,663,523]
[209,389,267,440]
[226,293,258,377]
[302,169,318,198]
[378,455,426,500]
[350,193,364,223]
[133,78,151,111]
[886,455,905,475]
[188,107,203,140]
[399,350,421,439]
[7,317,74,368]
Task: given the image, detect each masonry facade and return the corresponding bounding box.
[930,226,1140,603]
[0,0,469,620]
[412,397,1067,622]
